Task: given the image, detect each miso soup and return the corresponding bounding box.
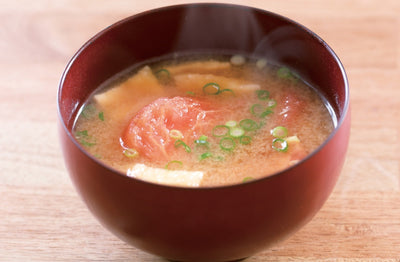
[73,54,335,187]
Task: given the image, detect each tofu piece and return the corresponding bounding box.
[127,163,203,187]
[174,73,260,95]
[165,60,231,75]
[94,66,165,122]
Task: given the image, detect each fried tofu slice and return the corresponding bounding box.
[94,66,165,122]
[173,73,260,95]
[127,163,203,187]
[165,60,231,75]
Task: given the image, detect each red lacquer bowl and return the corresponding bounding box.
[58,4,350,262]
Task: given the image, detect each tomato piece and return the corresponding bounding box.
[121,96,220,161]
[275,92,305,127]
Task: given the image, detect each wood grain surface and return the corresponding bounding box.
[0,0,399,261]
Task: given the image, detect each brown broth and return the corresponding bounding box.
[73,55,335,187]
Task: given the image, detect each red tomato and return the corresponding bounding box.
[121,96,220,161]
[275,92,305,127]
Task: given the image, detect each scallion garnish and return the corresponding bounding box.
[239,119,258,131]
[199,152,213,161]
[174,140,191,153]
[165,160,183,169]
[203,82,221,95]
[266,99,277,108]
[225,120,237,128]
[212,125,230,137]
[277,67,298,81]
[98,111,104,121]
[123,148,139,158]
[195,135,209,146]
[229,127,245,138]
[75,130,96,147]
[271,126,288,138]
[240,135,252,145]
[170,129,184,140]
[256,90,269,100]
[272,138,288,152]
[242,176,254,182]
[155,69,171,84]
[220,137,236,151]
[80,104,96,119]
[219,88,235,96]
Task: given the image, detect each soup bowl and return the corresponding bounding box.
[58,3,350,262]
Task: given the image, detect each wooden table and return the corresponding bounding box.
[1,0,399,261]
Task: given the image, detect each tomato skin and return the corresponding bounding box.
[275,92,305,127]
[121,96,217,161]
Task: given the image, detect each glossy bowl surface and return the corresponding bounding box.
[58,3,350,261]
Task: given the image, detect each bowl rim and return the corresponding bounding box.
[57,2,350,191]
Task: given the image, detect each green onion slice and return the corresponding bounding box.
[239,119,258,131]
[271,126,288,138]
[123,148,139,158]
[98,111,104,121]
[165,160,183,169]
[242,176,254,182]
[170,129,184,140]
[260,109,273,118]
[240,135,252,145]
[220,137,236,151]
[225,120,237,128]
[272,138,289,152]
[174,140,191,153]
[203,82,221,95]
[155,69,171,84]
[266,99,277,108]
[229,127,245,138]
[251,104,264,117]
[199,152,213,161]
[256,90,269,100]
[212,125,230,137]
[219,88,235,96]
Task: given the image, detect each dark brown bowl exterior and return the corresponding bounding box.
[58,4,350,262]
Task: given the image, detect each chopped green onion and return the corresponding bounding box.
[155,69,171,84]
[75,130,89,137]
[277,67,298,81]
[219,88,235,96]
[266,99,277,108]
[260,109,273,118]
[199,152,213,161]
[212,125,230,137]
[165,160,183,169]
[220,137,235,151]
[277,67,292,79]
[75,130,96,147]
[271,126,288,138]
[256,59,267,69]
[229,127,245,138]
[186,91,196,96]
[272,138,289,152]
[195,136,209,146]
[251,104,273,118]
[170,129,184,139]
[203,82,221,95]
[230,54,246,66]
[240,135,252,145]
[174,140,191,153]
[239,119,258,131]
[256,90,269,100]
[98,112,104,121]
[80,104,96,119]
[123,148,139,158]
[251,104,264,117]
[225,120,237,128]
[242,176,254,182]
